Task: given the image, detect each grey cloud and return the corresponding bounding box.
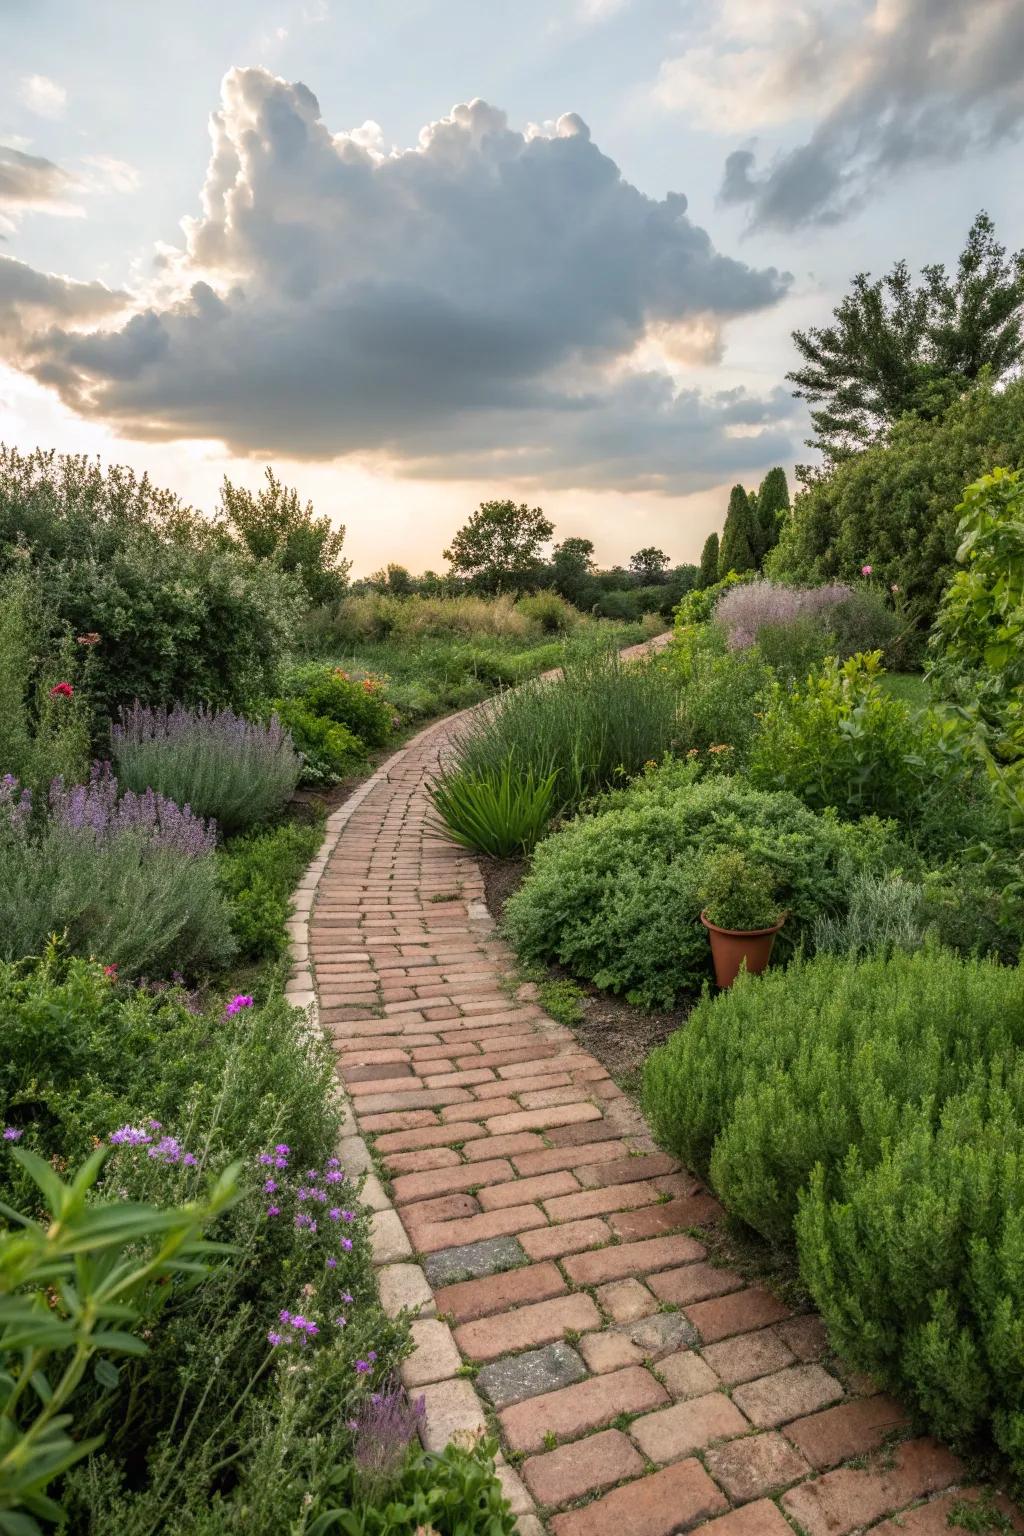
[0,254,126,353]
[0,146,70,210]
[11,68,793,488]
[722,0,1024,229]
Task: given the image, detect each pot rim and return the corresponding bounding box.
[700,910,787,939]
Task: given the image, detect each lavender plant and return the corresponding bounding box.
[0,765,234,976]
[715,579,854,650]
[111,702,301,832]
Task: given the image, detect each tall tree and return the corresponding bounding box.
[220,468,350,606]
[718,485,757,578]
[788,212,1024,470]
[629,546,671,584]
[444,500,554,591]
[551,536,596,603]
[755,467,790,561]
[698,532,719,588]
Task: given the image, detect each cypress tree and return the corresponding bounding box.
[718,485,756,579]
[698,532,719,588]
[755,467,790,561]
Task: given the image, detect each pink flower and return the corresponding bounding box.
[861,564,873,576]
[103,963,118,978]
[49,682,74,699]
[225,993,254,1017]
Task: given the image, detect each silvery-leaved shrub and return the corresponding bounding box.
[111,702,301,831]
[0,765,234,976]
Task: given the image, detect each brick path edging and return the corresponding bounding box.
[282,710,546,1532]
[283,643,1022,1536]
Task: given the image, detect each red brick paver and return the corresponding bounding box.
[310,636,1022,1533]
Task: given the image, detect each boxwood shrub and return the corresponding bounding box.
[503,766,903,1007]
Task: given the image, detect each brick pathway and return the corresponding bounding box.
[300,639,1023,1536]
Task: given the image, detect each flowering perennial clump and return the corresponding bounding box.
[111,700,300,832]
[108,1121,198,1165]
[49,763,217,856]
[715,579,855,650]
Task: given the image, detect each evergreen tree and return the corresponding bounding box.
[788,212,1024,469]
[718,485,757,578]
[698,533,719,588]
[755,467,790,561]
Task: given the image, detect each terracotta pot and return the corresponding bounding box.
[700,911,786,989]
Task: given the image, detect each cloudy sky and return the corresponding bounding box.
[2,0,1022,574]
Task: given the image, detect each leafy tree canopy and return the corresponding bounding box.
[444,499,554,591]
[629,546,671,583]
[551,536,596,602]
[220,468,350,606]
[769,374,1024,623]
[789,212,1024,470]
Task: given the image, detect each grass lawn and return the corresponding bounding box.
[879,670,929,709]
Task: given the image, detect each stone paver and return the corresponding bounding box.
[476,1340,587,1408]
[309,639,1024,1533]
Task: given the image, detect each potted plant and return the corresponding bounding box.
[699,849,786,988]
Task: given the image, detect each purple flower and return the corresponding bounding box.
[109,1125,152,1147]
[350,1386,425,1481]
[714,580,856,651]
[147,1136,182,1164]
[48,763,217,857]
[183,1153,197,1166]
[335,1315,347,1327]
[225,994,254,1017]
[280,1310,293,1324]
[326,1157,340,1169]
[355,1360,371,1374]
[341,1292,354,1304]
[259,1153,274,1166]
[328,1208,342,1221]
[267,1205,281,1218]
[341,1237,353,1251]
[326,1257,338,1269]
[342,1210,355,1223]
[264,1179,278,1193]
[325,1169,344,1184]
[274,1156,288,1169]
[3,1127,23,1142]
[275,1144,290,1155]
[267,1331,283,1347]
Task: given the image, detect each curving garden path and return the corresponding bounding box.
[296,636,1022,1536]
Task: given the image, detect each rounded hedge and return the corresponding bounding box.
[503,768,901,1008]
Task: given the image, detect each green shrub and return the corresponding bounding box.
[828,588,916,668]
[0,1144,238,1531]
[753,615,836,685]
[929,467,1024,833]
[516,591,579,633]
[0,567,93,794]
[218,815,325,960]
[922,852,1024,967]
[669,624,772,763]
[0,447,301,718]
[454,648,682,815]
[768,374,1024,626]
[811,868,928,957]
[642,948,1024,1243]
[698,849,784,931]
[275,699,366,785]
[797,1086,1024,1470]
[504,768,900,1007]
[0,769,234,978]
[111,702,301,832]
[281,663,397,748]
[0,951,408,1533]
[430,764,557,858]
[310,1438,516,1536]
[748,651,985,845]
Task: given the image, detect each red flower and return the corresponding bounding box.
[76,632,101,646]
[103,964,118,978]
[50,682,74,699]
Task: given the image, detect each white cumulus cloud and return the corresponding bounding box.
[6,68,796,489]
